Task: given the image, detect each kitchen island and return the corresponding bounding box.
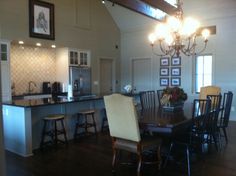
[2,95,105,157]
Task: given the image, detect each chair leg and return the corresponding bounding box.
[54,120,58,146]
[112,149,117,173]
[157,146,162,170]
[40,120,47,149]
[212,134,218,151]
[137,153,142,176]
[163,142,173,168]
[223,127,228,144]
[91,113,97,134]
[60,119,68,144]
[186,145,191,176]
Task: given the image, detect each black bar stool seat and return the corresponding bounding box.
[40,114,68,149]
[74,109,97,139]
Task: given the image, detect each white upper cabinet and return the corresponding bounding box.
[69,49,91,67]
[0,40,11,101]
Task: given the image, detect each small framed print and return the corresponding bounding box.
[171,77,181,86]
[160,67,169,76]
[171,57,181,66]
[160,77,169,86]
[160,57,169,66]
[171,67,181,76]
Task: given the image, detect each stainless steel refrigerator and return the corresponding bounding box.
[69,66,91,97]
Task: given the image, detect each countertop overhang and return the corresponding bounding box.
[3,95,103,108]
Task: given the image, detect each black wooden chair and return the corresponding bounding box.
[140,90,156,114]
[218,91,233,143]
[164,99,211,176]
[206,94,222,151]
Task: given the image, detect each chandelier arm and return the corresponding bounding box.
[159,40,169,55]
[194,40,208,55]
[151,45,165,57]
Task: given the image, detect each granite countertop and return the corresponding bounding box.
[3,95,102,108]
[4,92,140,108]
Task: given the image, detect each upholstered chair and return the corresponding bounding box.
[199,86,221,99]
[104,94,162,176]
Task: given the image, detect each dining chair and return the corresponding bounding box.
[191,99,212,152]
[199,86,221,99]
[104,94,162,176]
[218,91,233,143]
[140,90,156,114]
[206,94,222,151]
[164,98,211,176]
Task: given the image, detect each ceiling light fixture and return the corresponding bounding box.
[36,43,41,47]
[18,41,24,45]
[148,0,210,57]
[102,0,105,4]
[51,45,56,48]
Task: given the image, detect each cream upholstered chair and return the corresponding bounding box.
[199,86,221,99]
[104,94,161,176]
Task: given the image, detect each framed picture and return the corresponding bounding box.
[29,0,55,40]
[171,57,181,66]
[171,77,181,86]
[160,67,169,76]
[160,77,169,86]
[171,67,181,76]
[160,57,169,66]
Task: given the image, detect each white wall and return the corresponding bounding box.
[120,0,236,120]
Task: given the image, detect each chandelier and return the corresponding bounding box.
[148,0,210,57]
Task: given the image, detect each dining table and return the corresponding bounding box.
[139,102,193,136]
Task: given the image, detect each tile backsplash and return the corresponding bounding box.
[11,45,56,95]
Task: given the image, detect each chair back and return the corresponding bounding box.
[219,91,233,128]
[104,94,141,142]
[199,86,221,99]
[140,90,156,112]
[157,89,164,107]
[192,99,211,131]
[207,94,222,133]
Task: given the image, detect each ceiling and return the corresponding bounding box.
[104,0,236,33]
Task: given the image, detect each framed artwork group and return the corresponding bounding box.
[160,56,181,86]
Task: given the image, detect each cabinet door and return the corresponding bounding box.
[0,41,11,101]
[79,50,90,67]
[69,50,79,66]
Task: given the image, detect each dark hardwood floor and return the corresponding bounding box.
[5,122,236,176]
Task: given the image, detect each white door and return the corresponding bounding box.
[132,58,152,92]
[100,58,113,94]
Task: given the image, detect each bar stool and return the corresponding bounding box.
[101,108,109,132]
[40,114,68,149]
[74,109,97,139]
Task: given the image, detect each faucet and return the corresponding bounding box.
[28,81,37,94]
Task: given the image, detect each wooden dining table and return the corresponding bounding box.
[139,102,193,136]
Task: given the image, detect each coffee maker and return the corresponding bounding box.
[42,82,51,94]
[52,82,62,94]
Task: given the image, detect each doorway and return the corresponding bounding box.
[132,58,152,92]
[99,58,115,94]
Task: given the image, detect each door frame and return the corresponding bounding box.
[98,57,116,94]
[131,57,153,92]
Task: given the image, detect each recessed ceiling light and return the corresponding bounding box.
[18,41,24,45]
[102,0,105,4]
[51,45,56,48]
[36,43,41,47]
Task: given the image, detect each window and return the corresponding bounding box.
[195,55,213,93]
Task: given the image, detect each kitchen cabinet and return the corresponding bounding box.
[69,49,90,67]
[0,40,11,101]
